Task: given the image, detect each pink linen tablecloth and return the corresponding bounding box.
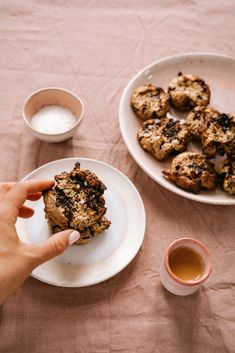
[0,1,234,352]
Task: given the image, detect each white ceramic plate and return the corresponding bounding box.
[119,52,235,205]
[16,158,146,287]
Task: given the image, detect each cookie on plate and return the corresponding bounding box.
[217,157,235,195]
[200,113,235,158]
[131,84,169,120]
[137,118,191,161]
[163,152,216,193]
[168,72,210,111]
[186,106,220,139]
[51,216,111,245]
[43,162,111,245]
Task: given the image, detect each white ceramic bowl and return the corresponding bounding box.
[23,87,84,142]
[119,52,235,205]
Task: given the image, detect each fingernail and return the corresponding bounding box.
[69,231,80,245]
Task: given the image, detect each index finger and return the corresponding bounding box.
[4,179,54,210]
[0,183,42,201]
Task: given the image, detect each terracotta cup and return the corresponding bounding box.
[160,238,212,296]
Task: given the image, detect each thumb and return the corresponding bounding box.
[33,230,80,265]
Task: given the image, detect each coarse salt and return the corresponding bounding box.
[31,105,77,134]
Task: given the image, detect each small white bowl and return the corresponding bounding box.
[23,87,84,143]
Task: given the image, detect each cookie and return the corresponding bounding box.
[131,84,169,120]
[163,152,216,193]
[43,162,111,244]
[168,72,210,111]
[200,113,235,158]
[51,216,111,245]
[137,118,191,161]
[217,157,235,195]
[186,106,220,139]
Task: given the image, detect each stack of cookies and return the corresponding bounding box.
[131,72,235,195]
[43,162,111,244]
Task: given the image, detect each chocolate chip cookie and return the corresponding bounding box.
[168,72,210,111]
[186,106,220,139]
[51,216,111,245]
[200,113,235,158]
[43,162,111,245]
[217,157,235,195]
[137,118,191,161]
[131,84,169,120]
[163,152,216,193]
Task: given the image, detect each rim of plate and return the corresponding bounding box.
[119,52,235,206]
[20,157,146,287]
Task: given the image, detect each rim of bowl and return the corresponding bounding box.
[164,237,212,286]
[23,87,85,136]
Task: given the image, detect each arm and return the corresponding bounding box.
[0,180,80,304]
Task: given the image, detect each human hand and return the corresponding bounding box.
[0,180,80,304]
